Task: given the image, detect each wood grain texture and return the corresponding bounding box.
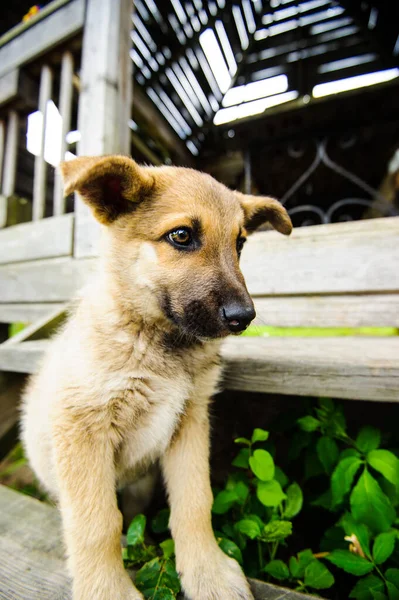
[0,303,64,324]
[0,257,96,302]
[0,485,314,600]
[0,214,74,265]
[0,0,85,78]
[241,217,399,295]
[0,69,19,107]
[254,294,399,328]
[2,337,398,402]
[221,337,399,402]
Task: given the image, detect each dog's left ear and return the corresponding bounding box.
[237,192,292,235]
[60,155,154,225]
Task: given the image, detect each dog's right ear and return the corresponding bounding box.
[59,155,154,225]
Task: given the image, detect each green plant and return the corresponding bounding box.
[291,399,399,599]
[211,427,335,594]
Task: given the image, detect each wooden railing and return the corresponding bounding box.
[0,0,85,228]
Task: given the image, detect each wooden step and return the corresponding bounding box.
[0,485,313,600]
[0,337,398,401]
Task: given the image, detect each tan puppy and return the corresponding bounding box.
[21,156,292,600]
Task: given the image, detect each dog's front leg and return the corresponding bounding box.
[162,400,253,600]
[53,409,143,600]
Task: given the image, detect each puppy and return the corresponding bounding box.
[21,155,292,600]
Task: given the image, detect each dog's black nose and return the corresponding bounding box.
[222,303,256,333]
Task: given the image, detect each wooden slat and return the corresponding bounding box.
[241,217,399,296]
[222,337,399,402]
[33,65,53,222]
[0,0,85,78]
[0,214,74,265]
[0,303,64,324]
[1,110,18,227]
[53,52,74,216]
[3,306,66,347]
[0,257,96,303]
[2,336,399,402]
[0,119,4,191]
[254,294,399,328]
[0,485,312,600]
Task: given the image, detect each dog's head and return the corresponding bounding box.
[61,156,292,340]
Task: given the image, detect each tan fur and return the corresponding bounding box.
[21,156,291,600]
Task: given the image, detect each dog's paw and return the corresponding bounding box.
[179,547,253,600]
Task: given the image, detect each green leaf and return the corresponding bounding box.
[143,587,176,600]
[304,560,335,589]
[226,479,249,505]
[274,466,289,489]
[284,482,303,518]
[289,549,315,578]
[234,437,251,446]
[136,557,162,591]
[251,428,269,444]
[212,490,238,514]
[246,514,265,530]
[217,537,243,565]
[341,448,362,460]
[127,514,146,547]
[249,449,275,481]
[350,470,396,533]
[160,539,175,559]
[331,456,363,506]
[232,448,250,469]
[349,574,385,599]
[386,570,399,589]
[356,426,381,453]
[312,489,332,510]
[387,582,399,600]
[262,520,292,542]
[326,549,374,575]
[297,416,320,432]
[235,519,261,540]
[317,436,339,474]
[263,560,290,580]
[372,593,388,600]
[373,531,397,565]
[368,450,399,488]
[151,509,170,534]
[257,480,286,507]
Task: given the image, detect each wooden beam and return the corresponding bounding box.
[53,52,74,216]
[33,65,53,222]
[75,0,133,258]
[0,0,85,78]
[2,306,66,347]
[0,214,74,265]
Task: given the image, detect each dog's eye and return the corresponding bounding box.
[167,228,193,248]
[236,236,246,256]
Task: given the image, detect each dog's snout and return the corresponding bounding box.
[222,302,256,333]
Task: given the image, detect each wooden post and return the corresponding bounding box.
[53,51,74,216]
[33,64,53,221]
[0,120,4,192]
[1,111,19,228]
[75,0,133,257]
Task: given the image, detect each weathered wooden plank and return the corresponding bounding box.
[0,257,96,302]
[33,65,53,222]
[254,294,399,328]
[0,0,85,78]
[0,120,4,191]
[53,52,74,216]
[222,337,399,402]
[0,485,314,600]
[0,303,64,324]
[0,214,74,264]
[1,110,18,227]
[3,306,66,347]
[2,336,399,402]
[241,217,399,295]
[75,0,133,258]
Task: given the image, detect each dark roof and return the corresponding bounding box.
[131,0,399,156]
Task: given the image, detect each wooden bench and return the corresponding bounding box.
[0,216,398,401]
